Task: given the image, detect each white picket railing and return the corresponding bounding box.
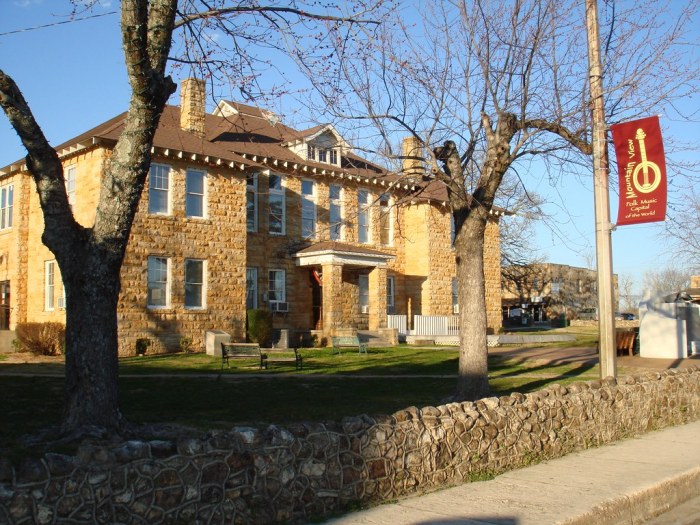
[413,315,460,336]
[387,314,460,336]
[387,314,408,337]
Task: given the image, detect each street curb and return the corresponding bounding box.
[561,466,700,525]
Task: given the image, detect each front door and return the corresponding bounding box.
[311,270,322,330]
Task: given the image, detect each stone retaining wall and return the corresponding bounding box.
[2,368,699,524]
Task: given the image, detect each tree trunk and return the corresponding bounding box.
[454,211,491,400]
[59,244,125,432]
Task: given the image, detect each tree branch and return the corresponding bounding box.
[521,118,592,155]
[174,5,380,29]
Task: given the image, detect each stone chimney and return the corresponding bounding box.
[180,78,206,138]
[401,136,424,182]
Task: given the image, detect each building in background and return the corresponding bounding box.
[501,263,618,324]
[0,79,505,354]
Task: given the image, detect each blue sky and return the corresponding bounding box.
[1,1,697,294]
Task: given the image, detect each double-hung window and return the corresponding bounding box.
[307,144,316,161]
[357,189,371,244]
[0,184,13,230]
[268,173,285,235]
[379,194,393,246]
[329,184,343,241]
[246,268,258,309]
[387,275,395,314]
[318,148,327,163]
[148,164,171,214]
[147,256,170,308]
[452,278,459,314]
[247,173,258,232]
[184,259,206,309]
[358,275,369,313]
[329,149,338,165]
[44,261,55,311]
[185,169,206,218]
[65,166,76,209]
[301,179,316,238]
[268,269,286,304]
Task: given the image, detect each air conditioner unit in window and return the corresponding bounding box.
[453,304,459,314]
[57,297,66,309]
[270,301,288,312]
[361,305,370,314]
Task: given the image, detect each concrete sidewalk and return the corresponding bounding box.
[324,421,700,525]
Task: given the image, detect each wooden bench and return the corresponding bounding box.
[221,342,266,369]
[616,330,636,357]
[331,336,368,355]
[265,348,303,370]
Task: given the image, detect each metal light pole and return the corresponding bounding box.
[585,0,617,378]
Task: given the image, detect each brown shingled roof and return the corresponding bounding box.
[1,100,467,211]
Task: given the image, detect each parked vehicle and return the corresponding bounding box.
[578,307,598,321]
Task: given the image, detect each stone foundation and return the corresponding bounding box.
[1,368,698,524]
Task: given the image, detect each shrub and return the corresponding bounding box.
[135,338,151,356]
[247,309,273,346]
[15,322,65,356]
[179,336,193,353]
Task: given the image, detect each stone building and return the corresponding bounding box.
[0,79,503,354]
[501,262,619,323]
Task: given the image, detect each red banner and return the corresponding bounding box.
[610,116,667,226]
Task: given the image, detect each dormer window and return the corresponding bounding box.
[306,143,339,166]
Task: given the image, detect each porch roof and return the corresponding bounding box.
[294,241,395,268]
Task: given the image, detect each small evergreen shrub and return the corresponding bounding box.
[179,336,193,353]
[15,322,65,356]
[135,337,151,356]
[247,309,273,346]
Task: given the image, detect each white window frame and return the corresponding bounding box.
[387,275,395,314]
[268,173,286,235]
[246,268,258,310]
[184,258,206,309]
[65,165,76,209]
[329,149,338,165]
[307,144,316,161]
[379,194,393,246]
[268,269,286,304]
[301,179,316,239]
[318,148,327,163]
[247,172,258,232]
[148,164,171,215]
[0,184,13,230]
[147,256,171,309]
[358,189,371,244]
[185,168,207,218]
[329,184,343,241]
[359,274,369,313]
[44,261,55,311]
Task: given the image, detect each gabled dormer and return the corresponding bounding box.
[284,125,351,168]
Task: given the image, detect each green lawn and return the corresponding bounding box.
[0,344,603,458]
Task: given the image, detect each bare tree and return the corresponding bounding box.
[0,0,387,437]
[310,0,699,399]
[618,273,639,313]
[642,266,691,297]
[663,189,700,272]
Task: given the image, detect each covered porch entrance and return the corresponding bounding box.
[295,242,395,341]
